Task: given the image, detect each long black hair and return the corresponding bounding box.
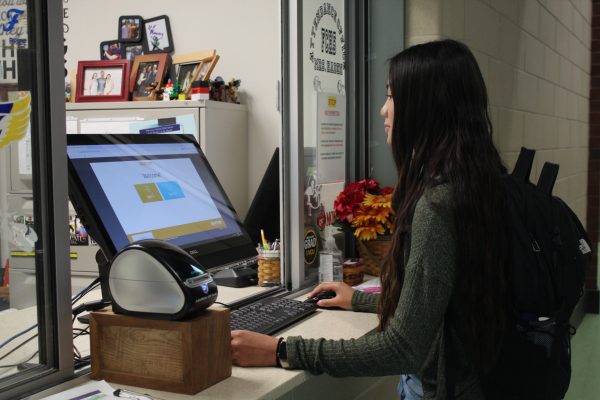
[378,39,509,371]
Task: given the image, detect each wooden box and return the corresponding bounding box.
[90,308,231,394]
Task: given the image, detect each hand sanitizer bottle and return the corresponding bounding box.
[319,226,343,282]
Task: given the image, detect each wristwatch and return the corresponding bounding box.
[276,338,289,368]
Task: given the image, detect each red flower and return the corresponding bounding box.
[334,179,380,223]
[380,186,393,195]
[333,179,393,240]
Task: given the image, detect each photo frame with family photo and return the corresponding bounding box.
[118,15,143,42]
[75,60,130,102]
[130,53,170,101]
[142,15,173,53]
[122,43,144,61]
[100,40,123,60]
[100,40,122,60]
[171,49,215,96]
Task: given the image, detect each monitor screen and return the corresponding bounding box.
[66,134,257,270]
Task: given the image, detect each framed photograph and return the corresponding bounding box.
[75,60,130,102]
[171,50,216,95]
[118,15,143,42]
[130,53,170,101]
[198,54,219,81]
[122,43,144,61]
[100,40,122,60]
[142,15,174,53]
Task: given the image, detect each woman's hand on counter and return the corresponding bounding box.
[307,281,355,310]
[231,330,279,367]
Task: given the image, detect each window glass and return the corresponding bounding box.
[0,1,42,380]
[367,0,404,186]
[300,0,348,283]
[1,1,72,396]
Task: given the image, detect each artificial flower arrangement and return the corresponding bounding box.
[333,179,395,241]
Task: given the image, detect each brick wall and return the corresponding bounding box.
[406,0,598,303]
[589,0,600,293]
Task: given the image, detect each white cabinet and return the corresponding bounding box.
[66,100,249,217]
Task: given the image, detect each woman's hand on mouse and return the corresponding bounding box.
[308,282,355,310]
[231,330,279,367]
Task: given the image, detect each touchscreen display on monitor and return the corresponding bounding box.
[66,134,256,269]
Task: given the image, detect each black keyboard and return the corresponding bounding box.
[230,297,317,335]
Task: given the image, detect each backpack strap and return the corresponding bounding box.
[537,162,559,197]
[512,147,536,183]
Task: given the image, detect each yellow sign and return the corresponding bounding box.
[327,96,336,108]
[0,92,31,148]
[304,227,318,265]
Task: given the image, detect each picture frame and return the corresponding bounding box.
[198,54,219,81]
[142,15,174,54]
[130,53,170,101]
[118,15,143,42]
[75,60,130,103]
[171,49,216,95]
[122,43,144,61]
[100,40,123,60]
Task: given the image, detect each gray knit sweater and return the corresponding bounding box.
[286,185,485,399]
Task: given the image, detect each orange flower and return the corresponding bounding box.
[333,179,394,241]
[351,193,394,241]
[363,193,392,209]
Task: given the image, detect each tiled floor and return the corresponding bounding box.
[565,313,600,399]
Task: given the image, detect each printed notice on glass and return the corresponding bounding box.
[18,125,32,175]
[316,92,345,184]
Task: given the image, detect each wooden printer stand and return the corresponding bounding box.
[90,307,231,395]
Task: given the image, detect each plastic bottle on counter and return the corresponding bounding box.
[319,226,343,283]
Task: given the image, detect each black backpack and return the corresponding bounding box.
[481,147,591,399]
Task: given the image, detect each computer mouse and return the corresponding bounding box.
[305,290,337,305]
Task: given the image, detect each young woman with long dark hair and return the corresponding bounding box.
[231,39,509,399]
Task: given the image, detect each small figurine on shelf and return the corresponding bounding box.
[209,76,226,102]
[171,81,182,100]
[225,78,241,104]
[162,79,173,101]
[65,80,72,103]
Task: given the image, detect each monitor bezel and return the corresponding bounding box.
[66,133,257,269]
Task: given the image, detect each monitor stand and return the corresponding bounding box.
[211,266,258,288]
[95,249,113,302]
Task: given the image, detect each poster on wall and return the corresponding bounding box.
[316,92,345,184]
[302,1,346,280]
[0,2,28,83]
[302,0,346,150]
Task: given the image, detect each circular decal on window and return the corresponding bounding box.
[304,227,318,265]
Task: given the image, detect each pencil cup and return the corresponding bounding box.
[257,249,280,287]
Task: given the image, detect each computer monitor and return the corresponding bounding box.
[66,134,258,275]
[243,147,280,247]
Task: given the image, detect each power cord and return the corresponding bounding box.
[0,277,107,371]
[0,333,38,362]
[0,351,38,369]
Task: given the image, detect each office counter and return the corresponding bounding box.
[18,283,398,400]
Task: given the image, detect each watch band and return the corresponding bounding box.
[276,338,289,368]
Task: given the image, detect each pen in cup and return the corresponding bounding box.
[260,229,269,251]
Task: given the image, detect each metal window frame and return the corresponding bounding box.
[0,0,72,398]
[282,0,368,289]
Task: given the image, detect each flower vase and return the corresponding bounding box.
[356,236,392,276]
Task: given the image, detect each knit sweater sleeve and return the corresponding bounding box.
[351,289,379,313]
[285,187,456,376]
